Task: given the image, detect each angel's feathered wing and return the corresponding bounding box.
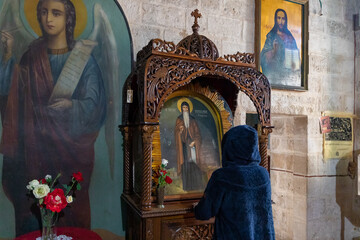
[0,0,35,61]
[89,4,120,179]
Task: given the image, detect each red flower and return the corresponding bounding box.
[165,176,173,184]
[44,189,67,213]
[39,178,46,184]
[160,169,167,175]
[72,172,83,182]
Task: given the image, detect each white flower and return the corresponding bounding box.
[26,179,40,190]
[32,184,50,199]
[45,175,52,180]
[161,159,168,167]
[66,196,73,203]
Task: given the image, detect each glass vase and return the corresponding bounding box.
[40,208,58,240]
[157,186,165,208]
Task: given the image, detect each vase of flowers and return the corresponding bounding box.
[152,159,173,208]
[27,172,83,240]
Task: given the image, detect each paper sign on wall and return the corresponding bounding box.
[322,112,353,160]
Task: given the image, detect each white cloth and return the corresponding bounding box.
[36,235,73,240]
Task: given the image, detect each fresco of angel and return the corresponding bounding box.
[0,0,131,237]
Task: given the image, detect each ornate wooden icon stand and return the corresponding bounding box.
[120,9,273,240]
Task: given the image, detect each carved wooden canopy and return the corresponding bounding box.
[122,9,272,133]
[123,40,271,128]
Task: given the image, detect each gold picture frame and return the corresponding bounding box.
[151,83,234,200]
[255,0,309,90]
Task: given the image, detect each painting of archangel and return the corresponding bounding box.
[0,0,132,238]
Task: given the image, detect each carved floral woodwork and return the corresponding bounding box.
[143,54,271,126]
[218,52,255,65]
[172,224,214,240]
[177,34,219,60]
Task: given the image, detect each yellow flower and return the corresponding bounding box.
[66,195,73,203]
[33,184,50,199]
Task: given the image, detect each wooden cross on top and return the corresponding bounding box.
[191,9,202,25]
[191,9,202,33]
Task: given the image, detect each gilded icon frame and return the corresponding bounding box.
[150,83,234,200]
[255,0,309,90]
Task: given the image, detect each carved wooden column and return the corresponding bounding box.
[120,126,132,195]
[259,127,273,173]
[141,125,158,210]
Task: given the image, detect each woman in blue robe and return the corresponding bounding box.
[194,125,275,240]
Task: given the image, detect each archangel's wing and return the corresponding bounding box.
[89,4,120,179]
[0,0,35,62]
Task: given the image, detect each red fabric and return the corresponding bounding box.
[15,227,102,240]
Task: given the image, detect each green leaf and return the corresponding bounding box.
[76,184,81,191]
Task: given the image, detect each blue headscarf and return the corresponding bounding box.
[221,125,261,167]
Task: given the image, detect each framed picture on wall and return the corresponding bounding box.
[255,0,309,90]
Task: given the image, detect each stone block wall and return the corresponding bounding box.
[270,115,308,240]
[117,0,256,58]
[117,0,360,238]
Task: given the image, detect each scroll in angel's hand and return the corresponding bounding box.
[48,98,73,111]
